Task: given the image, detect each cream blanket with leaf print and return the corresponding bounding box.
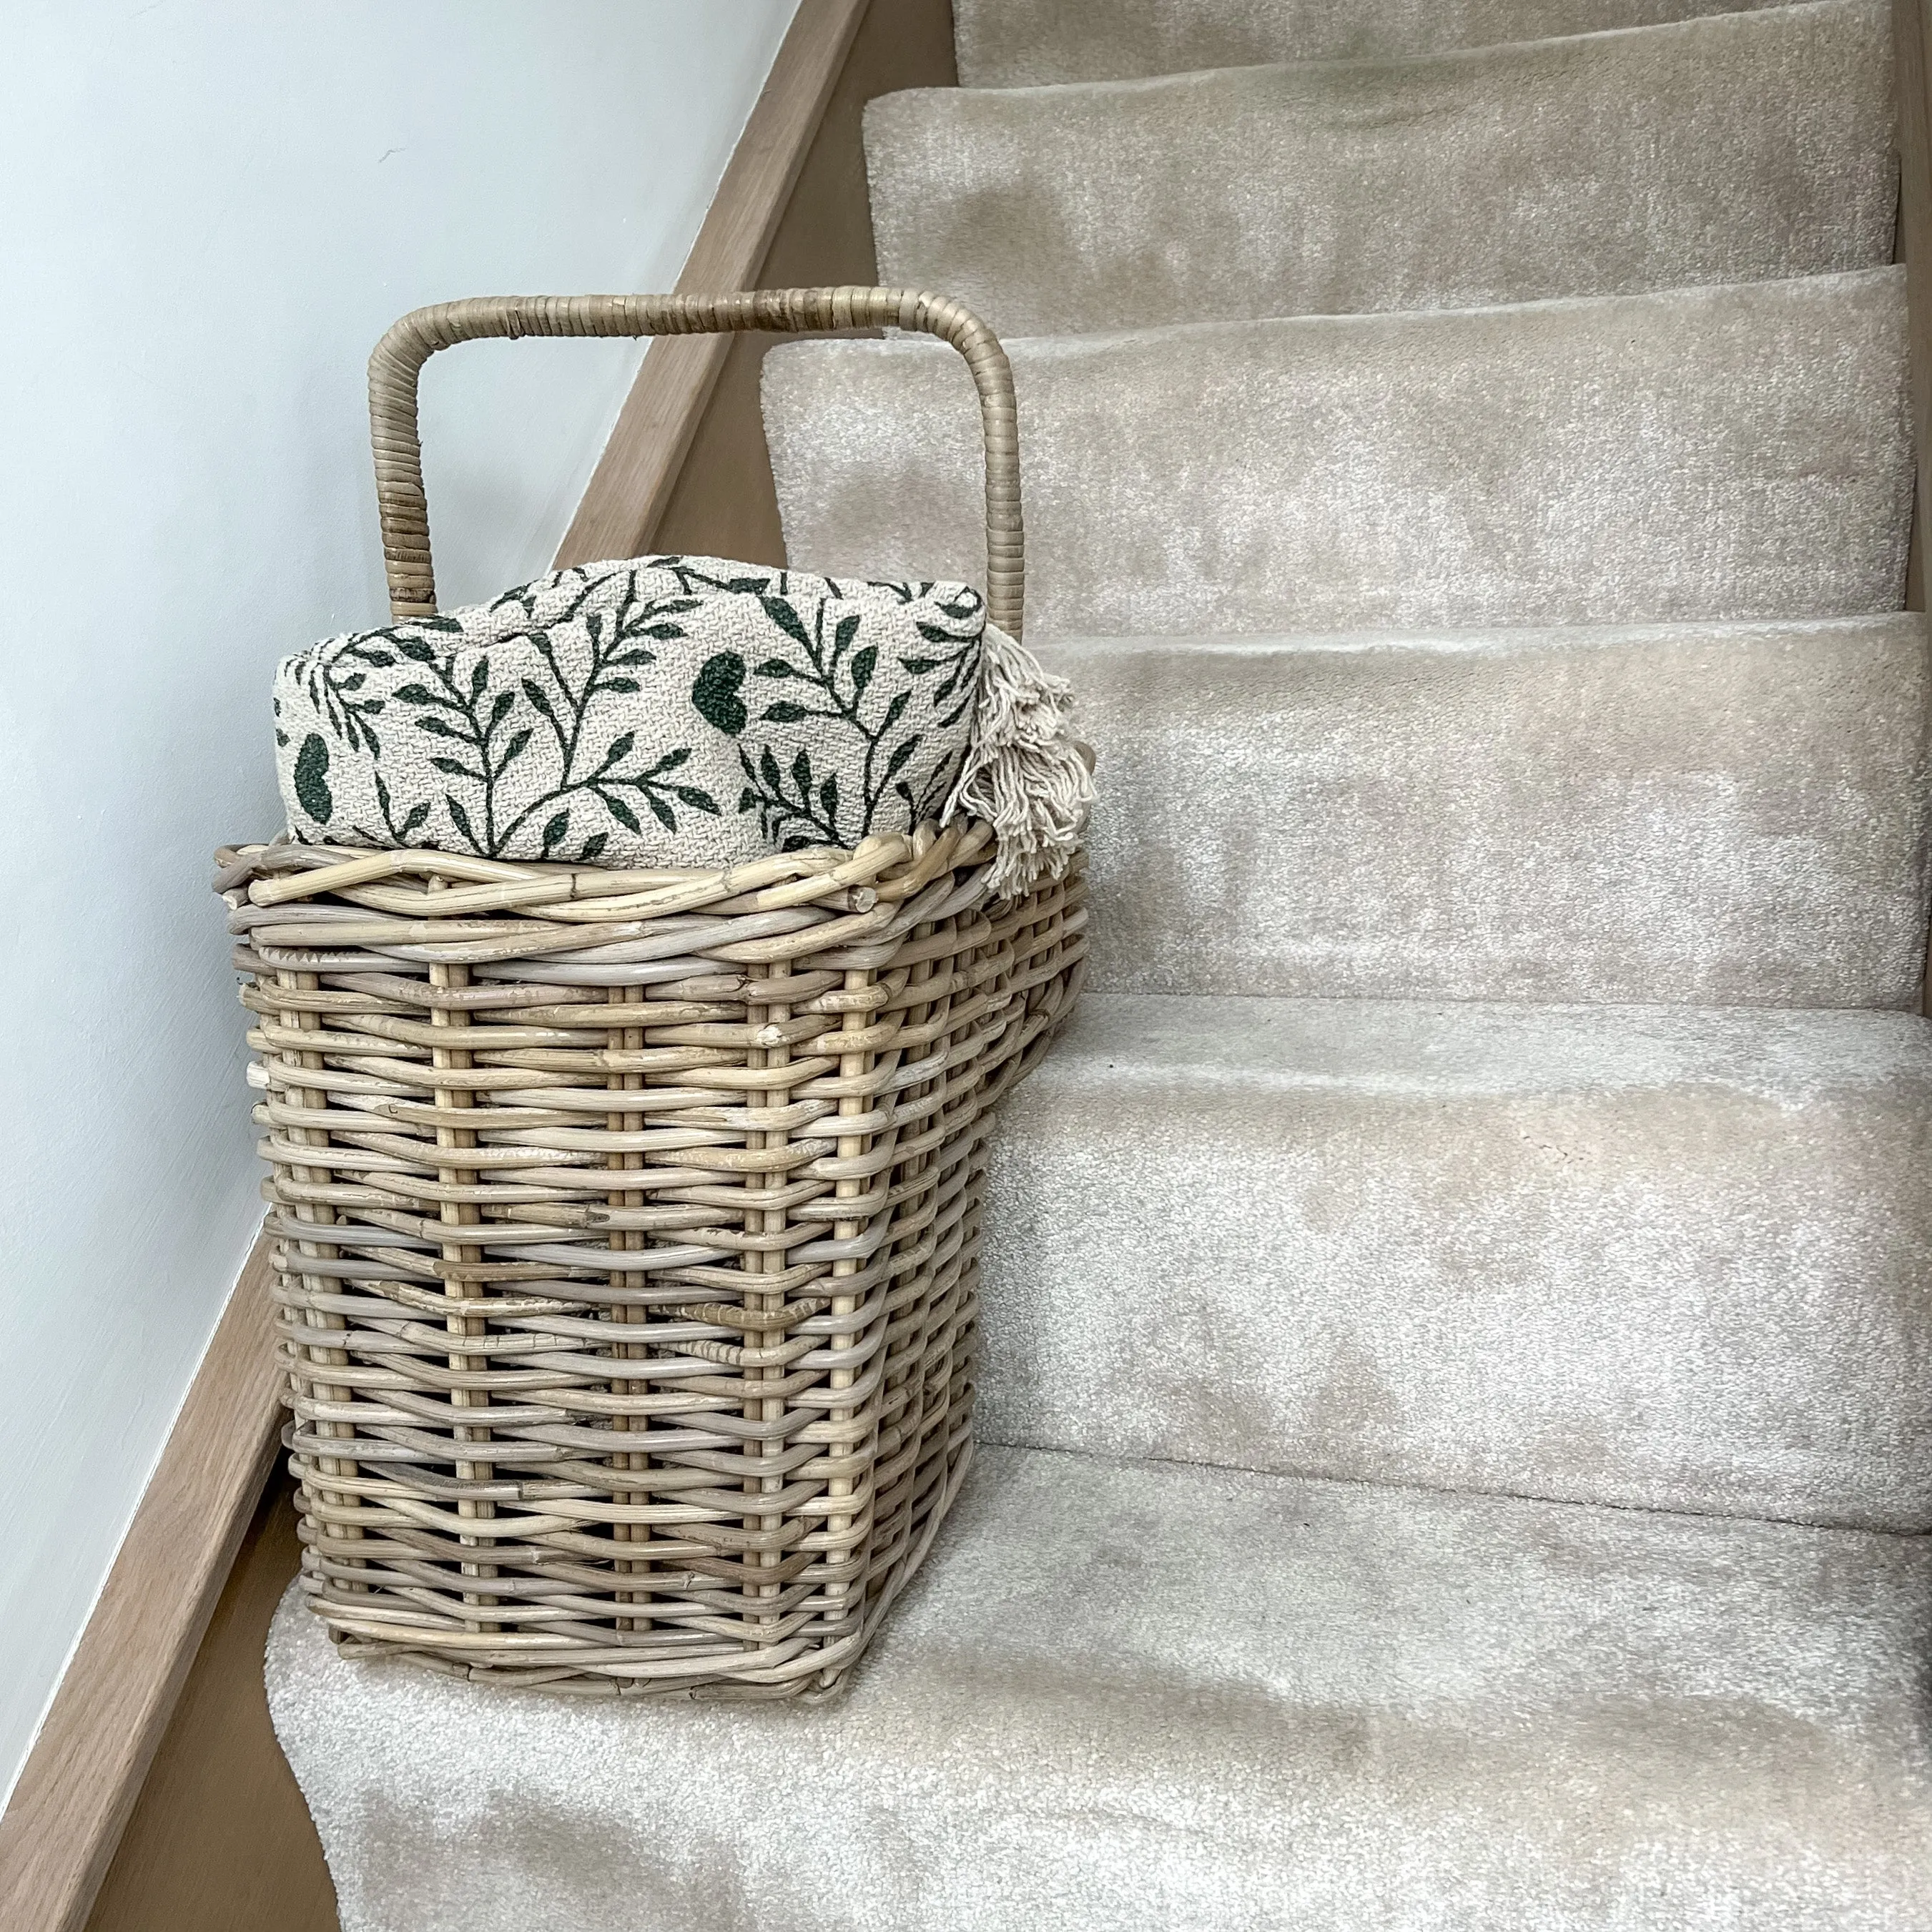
[275,553,1086,892]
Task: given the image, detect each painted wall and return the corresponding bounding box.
[0,0,797,1807]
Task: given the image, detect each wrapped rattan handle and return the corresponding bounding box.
[368,286,1025,636]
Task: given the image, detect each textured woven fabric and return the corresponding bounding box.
[275,554,986,865]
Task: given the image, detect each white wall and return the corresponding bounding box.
[0,0,797,1808]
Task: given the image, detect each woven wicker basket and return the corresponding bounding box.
[217,288,1086,1698]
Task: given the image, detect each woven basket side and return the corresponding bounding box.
[222,824,1085,1696]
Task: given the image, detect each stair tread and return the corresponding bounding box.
[955,0,1770,87]
[980,992,1932,1526]
[1046,616,1931,1006]
[268,1443,1932,1931]
[761,269,1911,640]
[873,0,1891,337]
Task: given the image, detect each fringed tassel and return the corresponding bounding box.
[945,622,1095,900]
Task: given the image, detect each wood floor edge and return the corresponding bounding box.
[553,0,871,568]
[0,1233,282,1932]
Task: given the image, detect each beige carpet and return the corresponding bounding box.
[1048,618,1931,1005]
[954,0,1772,85]
[763,272,1911,639]
[979,994,1932,1524]
[876,1,1893,333]
[270,1446,1932,1931]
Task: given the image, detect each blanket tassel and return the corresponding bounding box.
[945,623,1095,900]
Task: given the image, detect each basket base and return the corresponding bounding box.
[317,1439,977,1704]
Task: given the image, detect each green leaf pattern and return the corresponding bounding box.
[274,553,984,864]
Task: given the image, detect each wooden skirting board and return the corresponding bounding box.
[0,1239,285,1932]
[0,5,955,1928]
[81,1475,336,1932]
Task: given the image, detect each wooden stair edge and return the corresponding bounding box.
[0,1238,282,1932]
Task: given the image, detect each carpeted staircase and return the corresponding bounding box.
[269,2,1932,1925]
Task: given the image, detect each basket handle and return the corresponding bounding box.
[368,286,1025,636]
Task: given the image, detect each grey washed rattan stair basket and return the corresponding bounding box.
[215,288,1088,1698]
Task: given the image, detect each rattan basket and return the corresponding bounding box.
[216,288,1086,1698]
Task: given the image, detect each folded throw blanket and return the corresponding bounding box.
[275,553,1088,897]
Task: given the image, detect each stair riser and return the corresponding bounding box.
[1051,621,1931,1007]
[980,997,1932,1529]
[955,0,1769,85]
[874,1,1893,336]
[763,272,1911,641]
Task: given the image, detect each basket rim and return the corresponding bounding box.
[214,817,999,925]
